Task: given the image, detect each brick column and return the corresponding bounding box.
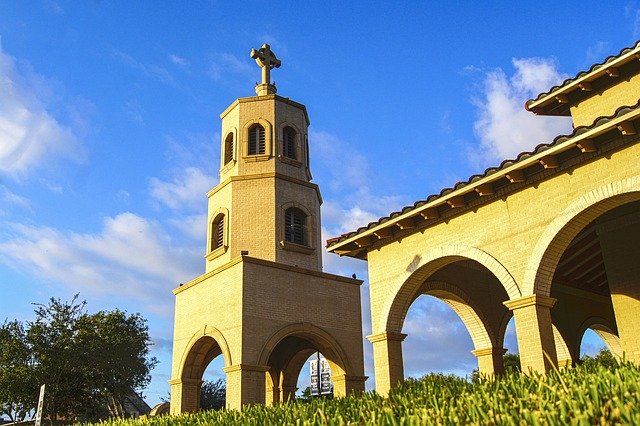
[504,294,557,373]
[168,377,202,414]
[367,331,407,396]
[471,347,506,377]
[331,373,367,397]
[264,384,280,406]
[264,369,280,406]
[223,364,269,410]
[598,214,640,364]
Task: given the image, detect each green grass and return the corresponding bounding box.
[96,362,640,425]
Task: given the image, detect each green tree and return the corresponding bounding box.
[472,352,520,382]
[0,295,157,423]
[200,379,225,410]
[0,320,38,422]
[503,353,521,373]
[579,348,618,369]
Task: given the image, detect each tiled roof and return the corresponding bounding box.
[525,40,640,111]
[326,100,640,252]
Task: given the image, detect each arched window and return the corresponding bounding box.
[282,126,296,160]
[248,124,266,155]
[223,133,234,165]
[211,214,225,251]
[285,208,307,246]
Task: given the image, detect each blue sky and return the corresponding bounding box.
[1,1,638,407]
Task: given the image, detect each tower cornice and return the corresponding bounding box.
[207,172,323,205]
[220,94,310,127]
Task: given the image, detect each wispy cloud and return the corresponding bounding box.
[113,49,175,85]
[209,52,253,81]
[627,3,640,38]
[0,212,201,313]
[402,295,477,377]
[149,134,217,213]
[258,34,288,58]
[0,185,32,212]
[469,57,572,168]
[123,100,144,124]
[150,167,214,211]
[312,129,405,237]
[0,44,84,180]
[169,54,189,68]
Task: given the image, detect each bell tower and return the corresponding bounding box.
[170,44,366,413]
[207,44,321,272]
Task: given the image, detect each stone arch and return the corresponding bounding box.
[552,324,573,367]
[379,244,519,333]
[257,322,352,377]
[178,326,232,381]
[421,281,495,350]
[524,177,640,296]
[577,317,622,359]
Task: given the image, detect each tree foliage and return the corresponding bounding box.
[580,348,618,369]
[200,379,225,410]
[0,320,37,422]
[0,295,157,422]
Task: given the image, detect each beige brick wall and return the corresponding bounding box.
[570,74,640,128]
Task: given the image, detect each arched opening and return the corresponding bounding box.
[580,328,608,358]
[173,328,231,413]
[578,319,622,360]
[401,294,477,378]
[537,196,640,367]
[385,258,511,387]
[258,324,351,406]
[200,357,226,411]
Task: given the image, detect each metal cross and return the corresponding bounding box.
[250,44,281,87]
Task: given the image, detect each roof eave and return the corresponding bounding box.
[327,107,640,258]
[526,43,640,114]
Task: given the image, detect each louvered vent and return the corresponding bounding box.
[283,127,296,160]
[285,208,307,246]
[249,124,266,155]
[212,215,224,250]
[224,133,233,165]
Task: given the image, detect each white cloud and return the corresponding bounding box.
[402,295,478,377]
[168,213,208,242]
[113,50,175,85]
[123,100,144,124]
[209,52,253,81]
[0,212,201,312]
[169,54,189,68]
[0,185,32,211]
[0,44,84,179]
[150,167,213,211]
[312,129,405,238]
[627,4,640,38]
[470,57,573,167]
